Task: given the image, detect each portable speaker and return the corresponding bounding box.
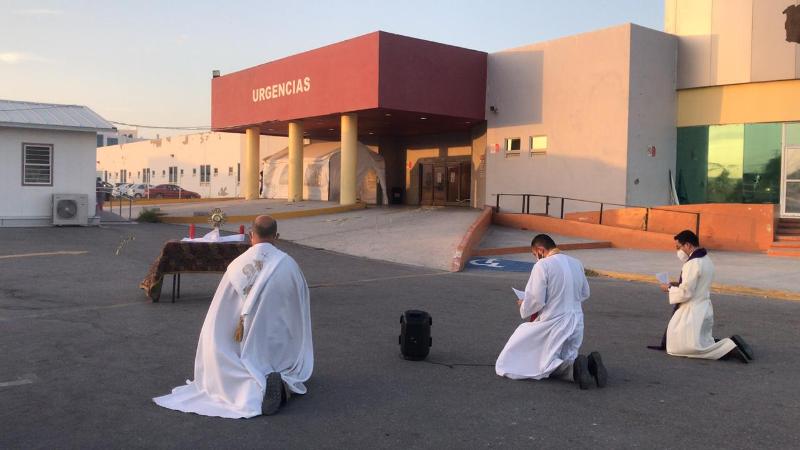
[399,310,432,360]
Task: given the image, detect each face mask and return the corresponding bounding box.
[676,249,689,263]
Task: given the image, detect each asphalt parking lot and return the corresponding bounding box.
[1,224,798,449]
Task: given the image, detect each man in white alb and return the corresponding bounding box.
[496,234,606,389]
[654,230,753,363]
[154,215,314,418]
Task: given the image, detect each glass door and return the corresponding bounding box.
[782,147,800,217]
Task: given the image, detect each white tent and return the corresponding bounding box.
[262,141,388,204]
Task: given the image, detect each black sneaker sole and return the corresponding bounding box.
[262,372,282,416]
[573,355,592,390]
[731,335,753,360]
[588,351,608,388]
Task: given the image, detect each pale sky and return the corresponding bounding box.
[0,0,663,138]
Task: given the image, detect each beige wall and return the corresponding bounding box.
[486,25,628,208]
[97,132,287,198]
[666,0,800,89]
[626,25,679,206]
[485,24,677,209]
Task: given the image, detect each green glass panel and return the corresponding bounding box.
[785,122,800,146]
[742,123,781,204]
[707,124,744,203]
[676,126,708,204]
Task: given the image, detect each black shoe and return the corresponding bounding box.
[262,372,283,416]
[588,352,608,388]
[726,347,749,364]
[731,335,753,360]
[573,355,592,390]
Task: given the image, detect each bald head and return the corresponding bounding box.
[250,215,278,244]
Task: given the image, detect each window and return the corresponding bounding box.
[213,167,219,176]
[120,169,127,183]
[504,138,521,153]
[96,135,104,147]
[142,167,150,183]
[168,166,178,183]
[162,170,166,177]
[192,168,197,176]
[707,124,744,203]
[200,164,211,183]
[530,135,548,154]
[107,137,119,146]
[228,166,234,176]
[22,144,53,185]
[237,163,240,184]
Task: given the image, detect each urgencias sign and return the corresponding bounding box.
[252,77,311,103]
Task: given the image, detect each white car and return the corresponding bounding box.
[112,183,133,197]
[126,183,153,198]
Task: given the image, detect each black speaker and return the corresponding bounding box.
[399,310,432,360]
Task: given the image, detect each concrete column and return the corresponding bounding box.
[340,113,358,205]
[288,121,304,202]
[244,127,260,200]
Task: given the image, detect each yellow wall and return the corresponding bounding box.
[677,79,800,127]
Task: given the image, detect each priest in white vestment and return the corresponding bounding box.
[154,216,314,418]
[496,234,607,390]
[658,230,752,363]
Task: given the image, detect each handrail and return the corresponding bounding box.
[493,193,700,235]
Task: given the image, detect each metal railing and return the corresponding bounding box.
[97,188,133,220]
[494,193,700,235]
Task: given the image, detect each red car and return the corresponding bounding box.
[144,184,201,199]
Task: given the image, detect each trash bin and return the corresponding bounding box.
[391,187,403,205]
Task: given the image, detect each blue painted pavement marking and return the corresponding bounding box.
[467,258,534,272]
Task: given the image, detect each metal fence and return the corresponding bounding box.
[494,193,700,235]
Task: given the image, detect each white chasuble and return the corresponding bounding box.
[496,253,590,380]
[666,256,735,360]
[153,242,313,418]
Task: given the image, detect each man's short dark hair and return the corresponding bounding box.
[531,234,557,249]
[253,219,277,239]
[674,230,699,247]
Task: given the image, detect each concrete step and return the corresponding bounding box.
[778,218,800,223]
[778,221,800,228]
[770,240,800,249]
[472,241,612,257]
[777,228,800,236]
[775,234,800,242]
[767,247,800,258]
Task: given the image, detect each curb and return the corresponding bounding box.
[589,269,800,302]
[451,206,494,272]
[472,241,612,257]
[160,202,367,224]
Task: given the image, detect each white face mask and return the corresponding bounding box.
[676,249,689,263]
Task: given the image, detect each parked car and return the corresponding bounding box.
[126,183,153,198]
[144,184,200,199]
[112,183,133,197]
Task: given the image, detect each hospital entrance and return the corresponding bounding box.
[418,156,471,206]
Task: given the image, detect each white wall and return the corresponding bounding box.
[485,24,633,209]
[626,25,678,206]
[97,132,287,198]
[0,127,97,225]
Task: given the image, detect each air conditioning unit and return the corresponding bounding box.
[53,194,89,226]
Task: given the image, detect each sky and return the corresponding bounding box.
[0,0,663,138]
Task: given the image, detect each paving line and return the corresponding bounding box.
[0,250,88,260]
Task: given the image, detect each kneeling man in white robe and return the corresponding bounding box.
[496,234,607,390]
[656,230,753,363]
[154,215,313,418]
